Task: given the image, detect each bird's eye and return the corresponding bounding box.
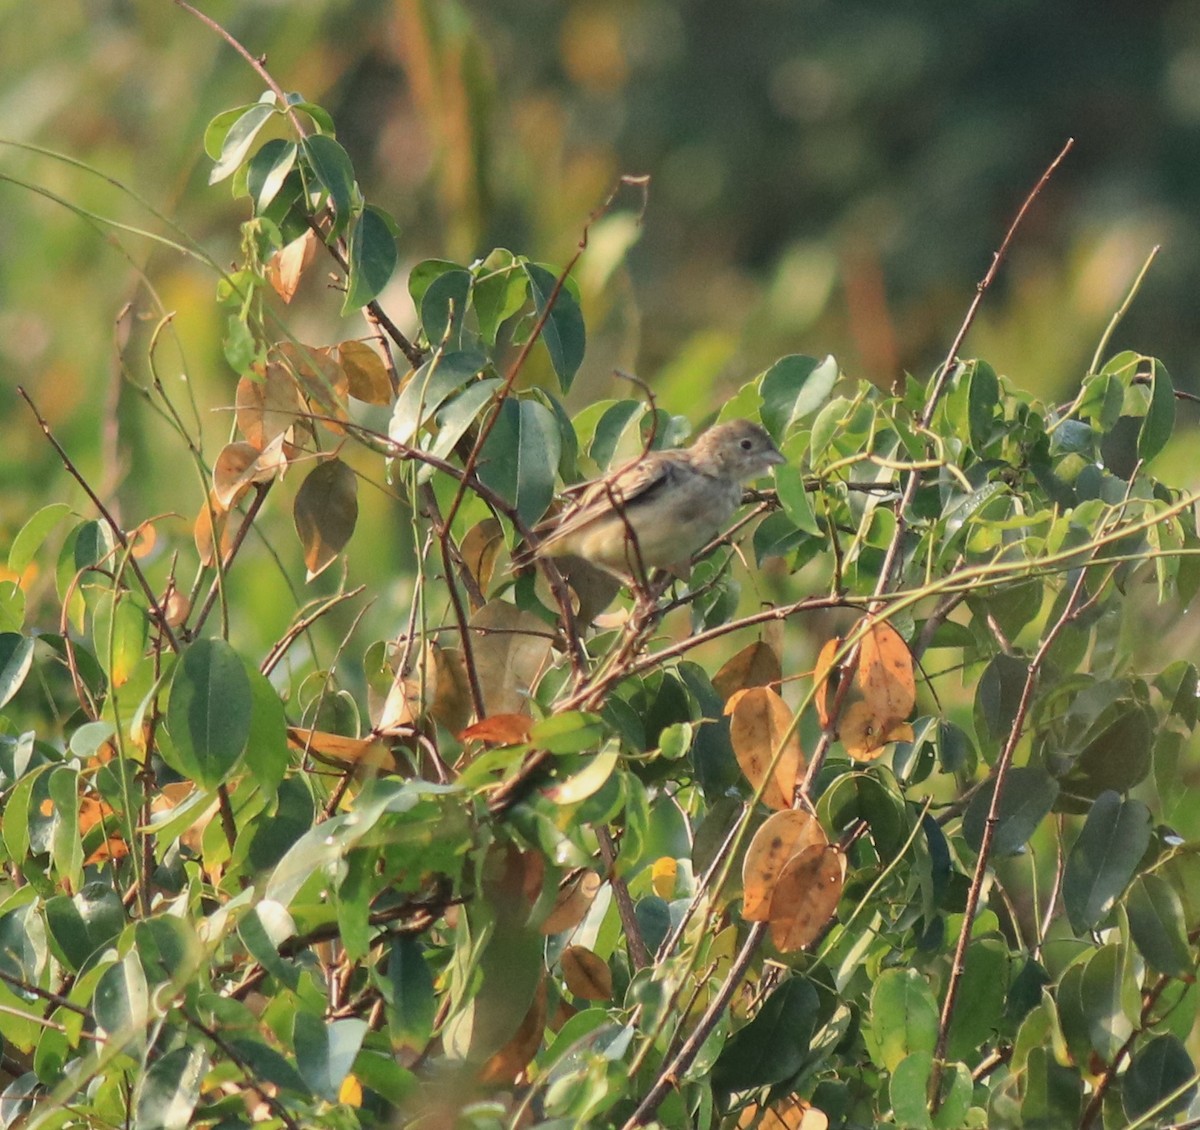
[740,438,753,451]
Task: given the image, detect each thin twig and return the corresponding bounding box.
[189,482,271,638]
[596,826,652,970]
[18,385,181,653]
[928,564,1089,1108]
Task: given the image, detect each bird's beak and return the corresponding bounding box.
[766,447,786,466]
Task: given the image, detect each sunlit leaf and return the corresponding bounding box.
[337,339,393,405]
[711,639,782,702]
[767,844,844,952]
[742,809,828,921]
[727,686,804,809]
[342,205,398,314]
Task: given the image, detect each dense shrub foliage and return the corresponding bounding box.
[3,28,1200,1130]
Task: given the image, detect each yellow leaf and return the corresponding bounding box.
[858,616,915,721]
[841,702,912,761]
[651,856,678,898]
[712,639,783,702]
[337,1072,363,1107]
[338,340,394,405]
[813,636,843,729]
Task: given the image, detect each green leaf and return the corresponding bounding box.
[418,378,502,479]
[478,397,562,525]
[523,262,586,391]
[390,351,488,446]
[408,258,464,308]
[530,712,606,754]
[774,464,820,534]
[962,766,1059,857]
[91,591,148,690]
[889,1051,934,1129]
[1022,1046,1083,1127]
[386,936,436,1053]
[420,268,472,350]
[209,102,278,185]
[246,138,297,212]
[93,949,149,1044]
[229,1037,312,1096]
[1138,358,1175,464]
[973,653,1029,755]
[1126,873,1191,976]
[711,977,818,1091]
[294,1014,368,1103]
[342,205,398,314]
[967,360,1000,450]
[44,883,125,972]
[946,937,1009,1060]
[865,968,938,1072]
[243,664,289,800]
[1063,791,1151,933]
[759,354,839,438]
[301,133,356,219]
[1065,706,1154,798]
[133,1045,207,1130]
[473,250,527,344]
[8,501,72,574]
[293,457,359,581]
[1079,943,1136,1060]
[166,638,253,789]
[0,633,34,710]
[1124,1033,1196,1121]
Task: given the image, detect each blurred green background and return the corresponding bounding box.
[4,0,1200,653]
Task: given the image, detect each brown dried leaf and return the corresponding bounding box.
[460,518,505,605]
[813,636,844,729]
[286,726,395,771]
[712,639,783,702]
[376,674,424,735]
[728,686,805,810]
[460,713,534,746]
[858,616,916,722]
[276,342,348,432]
[742,809,828,922]
[540,869,602,935]
[469,600,556,717]
[194,489,232,568]
[214,439,285,510]
[478,978,547,1085]
[129,521,157,560]
[237,364,304,451]
[768,843,845,953]
[429,644,472,735]
[338,340,393,406]
[294,457,359,581]
[841,702,914,761]
[560,945,612,1001]
[267,228,319,303]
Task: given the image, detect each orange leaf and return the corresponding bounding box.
[742,809,828,922]
[286,726,394,771]
[337,340,393,406]
[739,1097,830,1130]
[193,489,232,568]
[728,686,805,810]
[813,636,844,729]
[768,844,845,953]
[236,364,304,451]
[459,713,534,746]
[293,457,359,581]
[84,836,129,866]
[267,228,319,304]
[858,616,915,722]
[560,945,612,1001]
[651,856,678,898]
[712,639,783,702]
[276,342,348,433]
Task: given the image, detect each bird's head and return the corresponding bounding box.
[692,419,786,481]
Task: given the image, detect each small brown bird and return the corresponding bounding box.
[531,419,785,580]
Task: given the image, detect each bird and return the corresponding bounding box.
[530,418,786,581]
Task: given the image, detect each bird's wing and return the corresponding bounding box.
[534,452,683,544]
